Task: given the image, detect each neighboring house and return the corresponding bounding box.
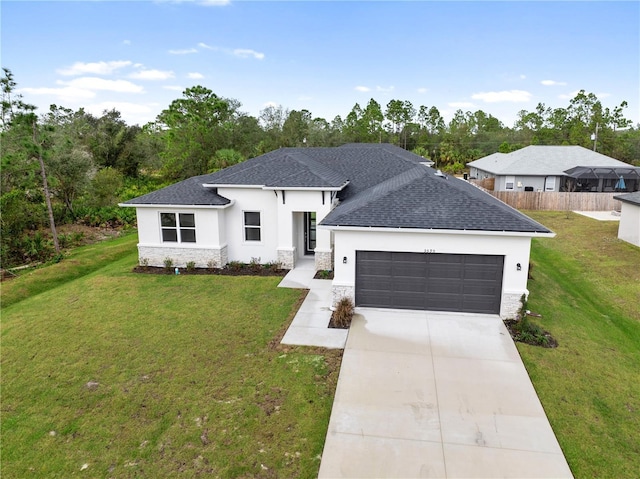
[614,191,640,247]
[468,145,639,193]
[121,144,554,318]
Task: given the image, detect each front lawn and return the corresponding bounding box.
[523,211,640,478]
[1,238,341,478]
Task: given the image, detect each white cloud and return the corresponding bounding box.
[558,90,580,100]
[298,95,312,101]
[355,86,371,92]
[57,60,132,76]
[130,69,175,80]
[84,101,156,125]
[163,85,184,91]
[198,42,216,50]
[417,87,428,94]
[520,74,527,79]
[262,101,279,108]
[168,48,198,55]
[597,92,611,99]
[448,101,474,109]
[471,90,532,103]
[541,80,567,86]
[233,48,265,60]
[60,77,144,93]
[123,40,131,45]
[18,86,96,102]
[187,72,204,79]
[376,85,394,93]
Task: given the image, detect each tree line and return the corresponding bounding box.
[2,67,639,267]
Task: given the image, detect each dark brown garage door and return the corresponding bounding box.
[355,251,504,314]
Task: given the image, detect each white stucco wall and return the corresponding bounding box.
[327,228,534,318]
[217,187,279,264]
[134,206,227,267]
[617,202,640,247]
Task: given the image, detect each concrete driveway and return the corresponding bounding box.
[318,309,573,478]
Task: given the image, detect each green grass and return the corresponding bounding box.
[522,211,640,478]
[1,238,341,478]
[3,213,639,478]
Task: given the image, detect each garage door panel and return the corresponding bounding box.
[356,251,503,314]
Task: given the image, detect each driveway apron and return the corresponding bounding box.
[318,309,573,478]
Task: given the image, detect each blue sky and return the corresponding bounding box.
[2,1,639,129]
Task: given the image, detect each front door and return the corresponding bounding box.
[304,212,316,255]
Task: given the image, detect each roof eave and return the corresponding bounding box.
[318,224,555,237]
[119,200,234,209]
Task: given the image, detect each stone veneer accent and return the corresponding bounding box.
[277,248,296,270]
[500,291,525,319]
[138,245,227,269]
[331,284,355,309]
[314,249,333,271]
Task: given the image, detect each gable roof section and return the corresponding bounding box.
[121,174,230,206]
[321,167,551,233]
[202,149,349,189]
[468,145,631,176]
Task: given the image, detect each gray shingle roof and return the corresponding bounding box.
[468,145,631,176]
[320,166,551,233]
[201,149,349,188]
[121,174,230,206]
[614,191,640,206]
[123,144,551,234]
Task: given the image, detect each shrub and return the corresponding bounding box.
[249,257,262,273]
[140,257,149,267]
[319,270,332,279]
[186,261,196,272]
[163,257,174,271]
[207,259,217,269]
[228,261,243,272]
[332,297,355,329]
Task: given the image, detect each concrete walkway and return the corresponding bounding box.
[574,210,620,221]
[278,259,347,349]
[318,309,574,478]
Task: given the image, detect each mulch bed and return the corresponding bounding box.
[503,318,559,348]
[132,266,288,277]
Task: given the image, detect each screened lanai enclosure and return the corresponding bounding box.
[562,166,640,193]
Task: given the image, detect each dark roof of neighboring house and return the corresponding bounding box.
[468,145,631,176]
[123,144,552,234]
[121,174,230,206]
[614,191,640,206]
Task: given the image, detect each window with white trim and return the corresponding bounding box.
[161,213,196,243]
[545,176,556,191]
[505,176,515,190]
[243,211,261,241]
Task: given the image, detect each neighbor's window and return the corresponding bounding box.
[244,211,261,241]
[505,176,515,190]
[545,176,556,191]
[161,213,196,243]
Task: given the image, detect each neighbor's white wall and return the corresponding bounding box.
[330,228,533,317]
[495,175,554,192]
[618,202,640,247]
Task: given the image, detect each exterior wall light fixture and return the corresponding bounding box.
[517,263,522,271]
